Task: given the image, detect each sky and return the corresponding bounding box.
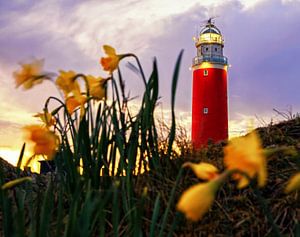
[0,0,300,165]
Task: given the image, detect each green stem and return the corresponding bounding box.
[129,54,147,88]
[158,168,183,237]
[231,169,282,237]
[251,185,281,237]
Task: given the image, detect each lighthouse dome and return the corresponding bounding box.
[197,21,224,46]
[200,25,221,35]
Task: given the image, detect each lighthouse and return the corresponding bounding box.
[191,19,228,148]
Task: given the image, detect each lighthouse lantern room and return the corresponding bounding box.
[191,19,228,148]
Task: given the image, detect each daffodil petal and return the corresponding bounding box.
[103,45,116,55]
[224,131,267,189]
[285,172,300,193]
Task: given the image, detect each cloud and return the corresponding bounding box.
[133,0,300,117]
[130,0,300,132]
[0,119,25,148]
[223,0,300,116]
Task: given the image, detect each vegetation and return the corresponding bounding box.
[0,47,299,236]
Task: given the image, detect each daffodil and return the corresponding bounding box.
[100,45,128,74]
[13,59,45,89]
[183,162,219,180]
[34,112,56,127]
[86,75,106,100]
[24,125,59,160]
[224,131,267,189]
[65,95,86,118]
[285,172,300,193]
[177,178,222,221]
[55,70,81,99]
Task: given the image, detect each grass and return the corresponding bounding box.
[0,50,300,236]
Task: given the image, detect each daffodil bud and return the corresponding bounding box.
[183,162,219,180]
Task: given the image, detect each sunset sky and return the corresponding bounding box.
[1,0,300,165]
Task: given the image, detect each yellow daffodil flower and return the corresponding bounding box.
[1,177,32,190]
[24,125,59,160]
[177,178,222,221]
[55,70,81,99]
[86,75,106,100]
[285,172,300,193]
[13,59,45,89]
[34,112,56,127]
[100,45,127,74]
[224,131,267,189]
[183,162,219,180]
[65,95,86,119]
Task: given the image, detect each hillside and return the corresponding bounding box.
[0,118,299,236]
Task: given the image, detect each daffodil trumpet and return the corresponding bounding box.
[176,171,230,221]
[100,45,131,74]
[100,45,147,87]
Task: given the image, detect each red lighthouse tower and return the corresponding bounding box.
[192,19,228,148]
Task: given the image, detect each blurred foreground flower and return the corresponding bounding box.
[177,177,223,221]
[100,45,128,74]
[24,125,59,160]
[34,112,56,127]
[66,95,87,118]
[86,75,107,100]
[1,177,32,190]
[285,172,300,193]
[56,70,81,99]
[224,131,267,189]
[13,59,45,89]
[183,162,219,180]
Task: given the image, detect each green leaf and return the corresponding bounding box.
[1,177,32,190]
[149,195,161,237]
[168,50,184,157]
[158,168,183,237]
[17,143,26,173]
[39,180,54,237]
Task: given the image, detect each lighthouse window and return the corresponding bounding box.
[215,47,217,52]
[203,108,208,114]
[203,69,208,76]
[205,47,209,51]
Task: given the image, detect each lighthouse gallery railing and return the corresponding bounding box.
[193,55,228,66]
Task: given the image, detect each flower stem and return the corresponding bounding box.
[128,54,147,88]
[251,185,282,237]
[230,169,281,236]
